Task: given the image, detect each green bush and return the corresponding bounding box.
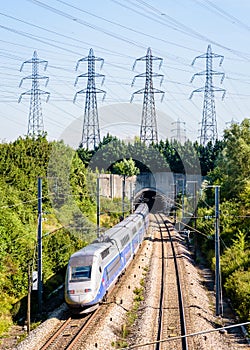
[0,136,97,336]
[225,269,250,320]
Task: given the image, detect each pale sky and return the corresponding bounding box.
[1,0,250,144]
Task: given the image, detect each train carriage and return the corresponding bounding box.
[65,203,149,313]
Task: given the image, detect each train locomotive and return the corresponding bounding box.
[65,203,149,313]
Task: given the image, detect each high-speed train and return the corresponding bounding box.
[65,203,149,313]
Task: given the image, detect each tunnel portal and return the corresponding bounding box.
[134,189,169,214]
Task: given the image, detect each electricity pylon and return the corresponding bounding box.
[74,48,106,150]
[131,47,164,145]
[190,45,226,145]
[171,118,186,143]
[19,51,50,137]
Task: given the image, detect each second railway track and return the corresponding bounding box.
[154,213,189,350]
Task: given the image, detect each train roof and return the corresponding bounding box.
[70,242,110,259]
[104,225,130,240]
[68,203,148,262]
[116,214,141,227]
[100,204,148,241]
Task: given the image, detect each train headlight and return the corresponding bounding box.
[68,289,92,294]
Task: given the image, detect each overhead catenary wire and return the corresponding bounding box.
[117,321,250,349]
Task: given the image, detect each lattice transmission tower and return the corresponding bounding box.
[74,48,106,150]
[18,51,50,137]
[131,47,164,145]
[190,45,226,145]
[171,118,186,144]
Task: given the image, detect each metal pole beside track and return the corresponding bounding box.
[215,186,223,316]
[37,177,43,315]
[97,175,100,237]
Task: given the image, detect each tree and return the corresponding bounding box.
[113,158,140,218]
[220,231,249,278]
[113,158,140,178]
[195,139,224,176]
[210,119,250,199]
[0,136,97,334]
[195,119,250,323]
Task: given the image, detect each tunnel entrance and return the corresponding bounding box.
[135,190,167,214]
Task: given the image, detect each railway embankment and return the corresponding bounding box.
[2,214,249,350]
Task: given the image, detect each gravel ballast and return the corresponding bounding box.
[2,215,249,350]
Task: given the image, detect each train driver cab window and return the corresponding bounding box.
[70,266,92,282]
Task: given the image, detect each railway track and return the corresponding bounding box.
[36,215,249,350]
[154,214,189,350]
[40,312,97,350]
[37,214,190,350]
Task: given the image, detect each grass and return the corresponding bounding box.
[112,277,146,349]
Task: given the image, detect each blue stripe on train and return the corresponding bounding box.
[86,224,146,306]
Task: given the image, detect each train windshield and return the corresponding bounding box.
[70,266,92,282]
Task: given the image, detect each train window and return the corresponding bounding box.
[107,256,121,279]
[101,248,110,260]
[121,234,130,247]
[70,266,91,282]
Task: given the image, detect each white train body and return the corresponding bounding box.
[65,203,149,312]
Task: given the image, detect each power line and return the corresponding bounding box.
[0,24,82,56]
[0,11,132,59]
[131,0,250,61]
[202,0,250,32]
[53,0,200,55]
[27,0,146,50]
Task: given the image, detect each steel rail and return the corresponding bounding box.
[40,312,95,350]
[154,214,166,350]
[162,215,188,350]
[65,312,96,350]
[40,317,72,350]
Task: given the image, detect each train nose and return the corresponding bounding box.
[67,288,93,304]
